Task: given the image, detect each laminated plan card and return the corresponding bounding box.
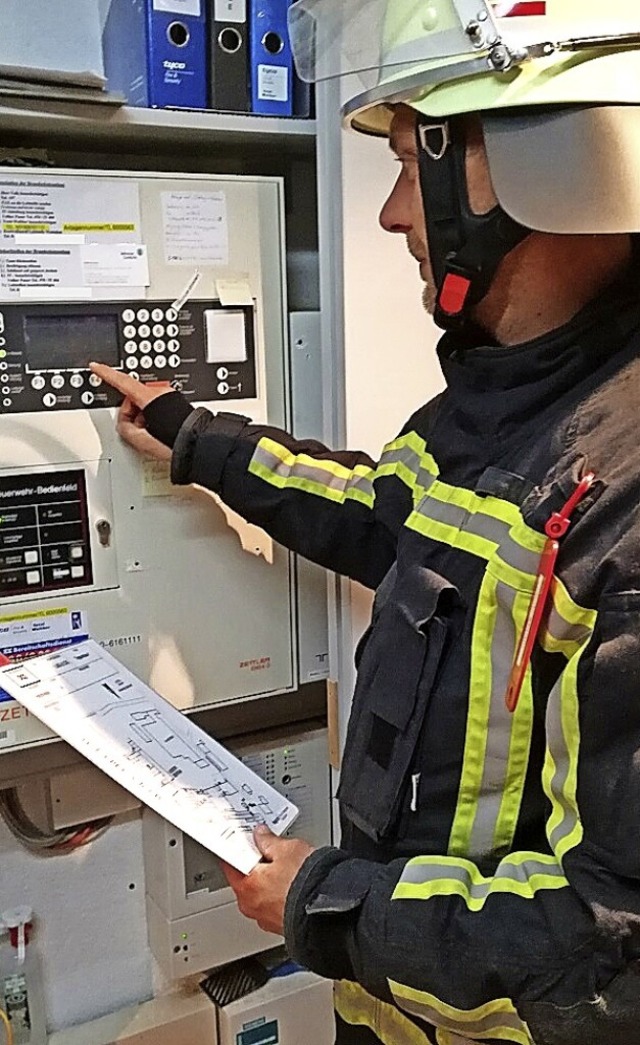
[0,640,298,873]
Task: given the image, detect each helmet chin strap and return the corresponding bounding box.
[415,115,531,331]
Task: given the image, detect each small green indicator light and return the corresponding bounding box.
[0,351,6,359]
[181,933,188,939]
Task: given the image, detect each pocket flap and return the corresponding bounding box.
[368,567,457,732]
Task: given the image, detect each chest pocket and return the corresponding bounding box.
[337,564,460,843]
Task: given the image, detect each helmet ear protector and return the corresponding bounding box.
[415,114,530,329]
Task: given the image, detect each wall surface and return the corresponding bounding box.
[0,814,152,1031]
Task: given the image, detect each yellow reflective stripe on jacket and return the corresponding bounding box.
[249,437,376,507]
[334,981,432,1045]
[543,640,587,862]
[541,577,597,657]
[492,587,536,853]
[388,980,533,1045]
[448,575,535,858]
[249,432,439,508]
[393,852,568,911]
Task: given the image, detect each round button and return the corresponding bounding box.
[140,356,153,369]
[168,354,181,368]
[130,372,140,381]
[217,381,230,395]
[81,391,95,406]
[70,374,84,388]
[152,324,165,338]
[2,398,10,408]
[51,374,65,390]
[136,308,150,322]
[1,386,9,396]
[168,339,180,352]
[122,308,135,323]
[153,339,166,352]
[138,324,151,339]
[0,362,7,371]
[170,379,183,391]
[43,393,57,408]
[125,340,137,354]
[31,375,46,391]
[166,308,178,322]
[166,324,179,337]
[89,374,102,388]
[124,324,136,339]
[151,308,164,323]
[155,355,167,369]
[216,367,229,380]
[126,358,138,371]
[139,341,152,355]
[0,349,6,358]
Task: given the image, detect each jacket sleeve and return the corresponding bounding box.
[163,405,414,590]
[283,597,640,1045]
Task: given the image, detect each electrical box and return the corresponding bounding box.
[217,971,335,1045]
[0,168,328,753]
[143,724,331,978]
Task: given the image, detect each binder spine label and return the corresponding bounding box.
[214,0,246,20]
[153,0,202,13]
[258,64,288,102]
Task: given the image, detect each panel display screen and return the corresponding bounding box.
[23,313,120,371]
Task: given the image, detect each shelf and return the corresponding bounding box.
[0,97,316,154]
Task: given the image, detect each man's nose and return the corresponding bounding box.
[379,179,412,235]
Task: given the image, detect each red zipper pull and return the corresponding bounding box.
[505,473,595,713]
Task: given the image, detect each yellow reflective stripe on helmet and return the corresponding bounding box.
[393,852,568,911]
[334,981,432,1045]
[388,979,533,1045]
[544,639,588,863]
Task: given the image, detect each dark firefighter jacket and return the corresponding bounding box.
[145,272,640,1045]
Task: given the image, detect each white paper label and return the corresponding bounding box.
[153,0,201,15]
[0,176,142,300]
[258,64,289,103]
[81,244,150,287]
[214,0,246,21]
[162,191,229,266]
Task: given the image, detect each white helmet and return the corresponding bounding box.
[289,0,640,236]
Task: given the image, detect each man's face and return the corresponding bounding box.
[379,105,498,315]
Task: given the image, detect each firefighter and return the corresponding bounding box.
[93,2,640,1041]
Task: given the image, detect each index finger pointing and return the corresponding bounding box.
[89,363,155,408]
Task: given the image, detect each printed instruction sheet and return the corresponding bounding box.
[0,175,146,301]
[0,639,298,873]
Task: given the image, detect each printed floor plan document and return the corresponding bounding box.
[0,639,298,872]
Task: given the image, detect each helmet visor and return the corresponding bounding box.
[287,0,495,85]
[289,0,640,95]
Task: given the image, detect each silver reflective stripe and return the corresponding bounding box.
[545,670,580,855]
[251,442,376,501]
[394,1000,525,1040]
[389,982,529,1040]
[468,581,520,855]
[410,494,541,575]
[398,854,566,896]
[545,602,592,647]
